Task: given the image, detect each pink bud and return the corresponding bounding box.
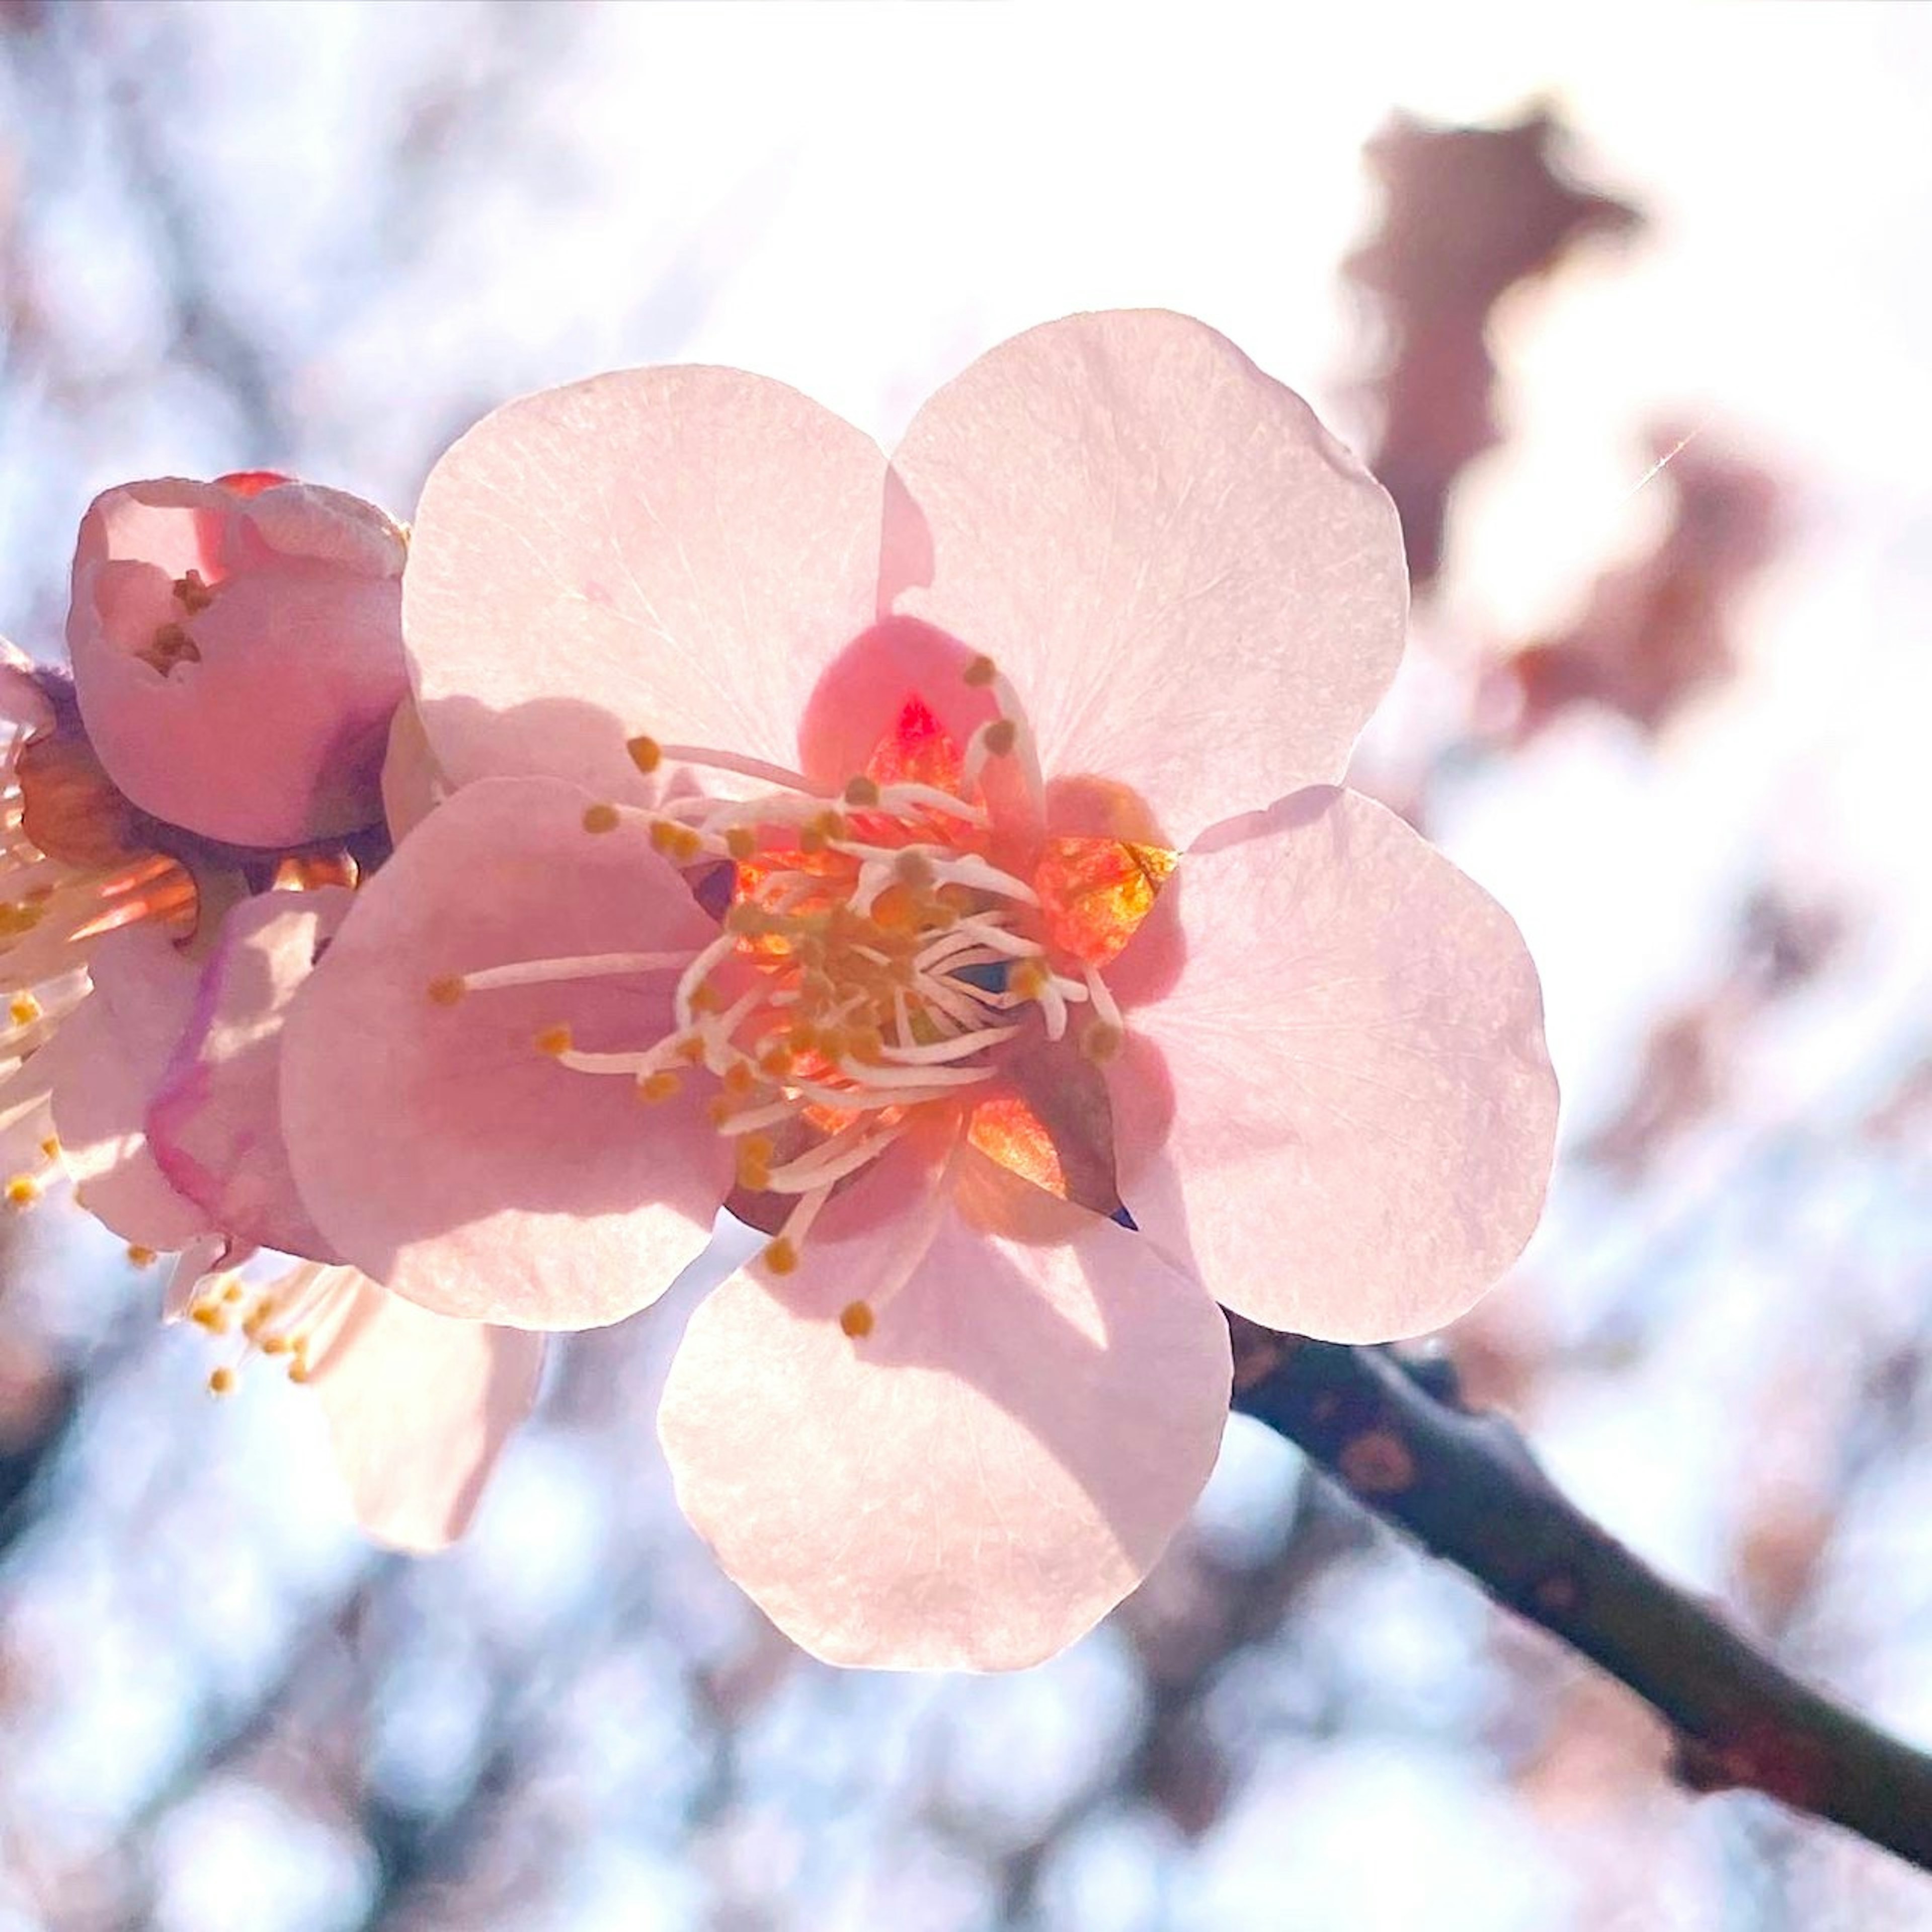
[66,475,410,847]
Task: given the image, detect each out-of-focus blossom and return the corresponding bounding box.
[66,471,410,847]
[281,312,1558,1667]
[1484,432,1784,741]
[1346,108,1641,584]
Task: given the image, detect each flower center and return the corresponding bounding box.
[426,654,1168,1297]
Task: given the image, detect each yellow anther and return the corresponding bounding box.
[208,1366,236,1395]
[287,1359,312,1385]
[533,1024,573,1057]
[762,1237,799,1277]
[725,826,758,860]
[190,1302,229,1333]
[221,1278,245,1303]
[671,827,704,863]
[757,1045,794,1079]
[722,1061,757,1097]
[963,654,998,688]
[689,984,723,1016]
[706,1094,736,1128]
[735,1136,774,1190]
[843,776,880,808]
[1081,1021,1124,1064]
[839,1301,875,1339]
[787,1023,819,1054]
[582,802,621,835]
[982,717,1018,758]
[675,1034,708,1064]
[125,1245,157,1268]
[627,734,663,775]
[427,975,466,1007]
[5,1176,40,1210]
[38,1137,59,1161]
[637,1069,682,1103]
[260,1333,291,1356]
[649,820,680,854]
[1010,960,1049,1001]
[9,992,40,1025]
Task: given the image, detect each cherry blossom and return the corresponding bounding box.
[280,311,1558,1665]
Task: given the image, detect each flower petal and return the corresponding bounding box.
[659,1149,1230,1670]
[147,889,350,1260]
[307,1275,544,1551]
[1115,787,1558,1342]
[405,367,887,797]
[884,311,1406,846]
[42,924,209,1248]
[279,777,732,1328]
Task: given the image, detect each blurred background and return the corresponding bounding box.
[2,4,1929,1928]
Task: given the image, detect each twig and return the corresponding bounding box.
[1229,1317,1932,1875]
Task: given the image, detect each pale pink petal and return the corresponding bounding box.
[279,777,732,1328]
[307,1274,544,1551]
[405,368,886,797]
[1115,787,1558,1342]
[379,696,446,841]
[884,311,1407,847]
[42,924,209,1248]
[659,1150,1230,1670]
[147,889,350,1260]
[66,478,409,847]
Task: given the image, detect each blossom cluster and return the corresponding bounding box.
[2,314,1556,1668]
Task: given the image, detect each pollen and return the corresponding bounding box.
[962,654,998,688]
[627,734,663,775]
[5,1176,40,1210]
[839,1300,875,1338]
[981,717,1018,758]
[761,1237,799,1277]
[757,1045,794,1079]
[637,1069,682,1103]
[735,1135,774,1190]
[9,992,40,1025]
[582,802,621,834]
[125,1245,157,1268]
[427,975,466,1006]
[842,775,880,808]
[207,1366,236,1396]
[38,1137,58,1161]
[722,1061,757,1096]
[1081,1021,1124,1063]
[1010,959,1049,1002]
[533,1024,573,1056]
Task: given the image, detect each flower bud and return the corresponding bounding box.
[66,472,409,847]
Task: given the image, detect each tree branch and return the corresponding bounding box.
[1228,1318,1932,1874]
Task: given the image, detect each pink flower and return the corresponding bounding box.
[66,472,410,848]
[280,312,1558,1666]
[40,887,541,1550]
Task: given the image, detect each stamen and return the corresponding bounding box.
[840,1301,874,1338]
[652,743,832,798]
[449,949,696,995]
[582,802,622,834]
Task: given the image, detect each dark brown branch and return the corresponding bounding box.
[1229,1318,1932,1874]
